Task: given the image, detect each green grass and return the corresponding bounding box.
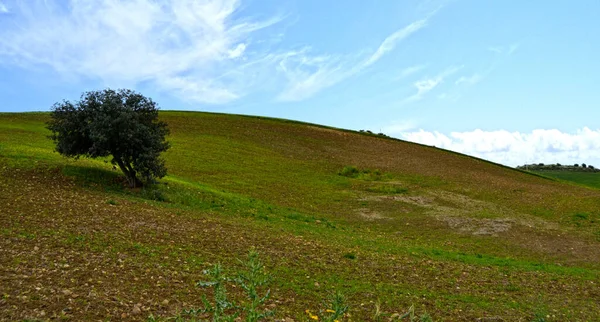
[1,111,600,321]
[531,170,600,189]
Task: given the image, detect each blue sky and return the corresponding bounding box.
[1,0,599,167]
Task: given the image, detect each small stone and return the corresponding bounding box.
[131,304,142,315]
[62,289,72,296]
[161,299,169,305]
[34,246,39,251]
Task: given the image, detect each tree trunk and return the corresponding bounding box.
[114,157,142,188]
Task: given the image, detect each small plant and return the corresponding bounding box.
[305,291,348,322]
[106,199,118,205]
[338,166,360,178]
[323,291,348,321]
[188,263,240,321]
[152,252,435,321]
[338,166,387,181]
[234,250,273,322]
[392,305,433,322]
[167,250,273,322]
[343,252,356,260]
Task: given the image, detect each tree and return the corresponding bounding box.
[47,89,170,187]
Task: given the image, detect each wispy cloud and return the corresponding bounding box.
[0,0,281,104]
[396,128,600,166]
[402,65,462,102]
[488,43,520,55]
[0,1,440,104]
[455,73,483,86]
[276,18,430,101]
[0,2,8,13]
[394,64,427,81]
[451,41,520,90]
[275,49,349,101]
[362,19,428,68]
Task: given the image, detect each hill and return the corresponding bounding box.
[1,111,599,321]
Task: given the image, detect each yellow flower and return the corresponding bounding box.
[334,320,340,322]
[306,310,319,320]
[326,309,335,313]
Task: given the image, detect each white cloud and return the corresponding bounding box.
[276,18,430,102]
[395,128,600,167]
[275,49,349,101]
[0,2,8,13]
[363,19,428,68]
[394,64,427,81]
[403,65,462,102]
[0,0,281,104]
[228,43,247,59]
[455,73,482,86]
[488,43,519,55]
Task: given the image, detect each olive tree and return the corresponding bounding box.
[47,89,170,187]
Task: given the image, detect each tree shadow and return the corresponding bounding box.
[62,164,126,192]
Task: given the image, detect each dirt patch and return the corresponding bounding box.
[356,208,389,221]
[438,216,515,236]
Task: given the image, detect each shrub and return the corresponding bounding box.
[338,165,360,177]
[343,252,356,260]
[338,166,387,181]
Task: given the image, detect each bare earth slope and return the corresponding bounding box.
[1,111,599,321]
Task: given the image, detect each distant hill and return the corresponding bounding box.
[1,111,599,321]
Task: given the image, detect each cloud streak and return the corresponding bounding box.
[394,64,427,81]
[276,18,430,101]
[402,65,462,102]
[488,43,519,55]
[0,0,281,104]
[363,19,428,68]
[395,128,600,167]
[455,73,482,86]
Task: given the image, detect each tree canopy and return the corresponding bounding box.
[47,89,170,187]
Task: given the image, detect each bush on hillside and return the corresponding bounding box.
[47,88,170,187]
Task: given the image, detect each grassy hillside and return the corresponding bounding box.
[1,111,599,321]
[531,170,600,190]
